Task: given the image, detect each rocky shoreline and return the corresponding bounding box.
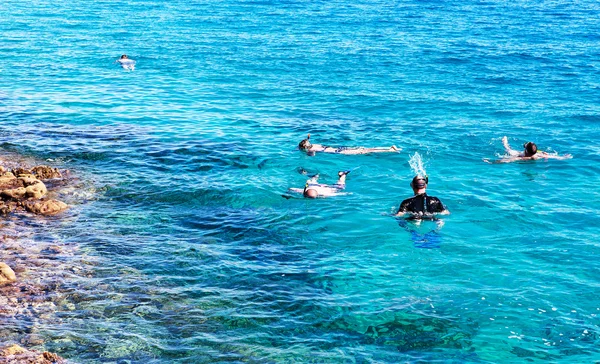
[0,165,68,217]
[0,159,72,363]
[0,344,65,363]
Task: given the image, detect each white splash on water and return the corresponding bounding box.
[408,152,427,177]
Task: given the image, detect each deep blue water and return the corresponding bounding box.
[1,0,600,362]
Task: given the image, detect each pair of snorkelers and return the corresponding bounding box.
[397,136,571,216]
[485,136,572,163]
[290,134,400,198]
[290,169,450,219]
[397,136,571,217]
[396,136,571,217]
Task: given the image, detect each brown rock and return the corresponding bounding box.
[42,351,65,363]
[24,200,68,215]
[0,173,19,189]
[25,182,47,199]
[0,343,65,363]
[31,166,62,180]
[1,187,27,200]
[0,171,16,179]
[18,175,39,186]
[0,202,12,215]
[0,344,26,356]
[0,263,16,284]
[11,167,31,177]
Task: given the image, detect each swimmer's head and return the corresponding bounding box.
[120,54,128,59]
[303,188,318,199]
[523,142,537,157]
[298,133,312,151]
[410,175,428,190]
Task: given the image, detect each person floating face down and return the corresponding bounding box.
[395,176,449,219]
[298,134,399,156]
[302,171,350,198]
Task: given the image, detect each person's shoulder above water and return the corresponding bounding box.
[484,136,572,164]
[117,54,133,62]
[396,175,449,219]
[297,133,399,156]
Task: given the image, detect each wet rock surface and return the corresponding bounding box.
[0,262,16,284]
[0,164,67,216]
[0,343,66,363]
[0,157,83,362]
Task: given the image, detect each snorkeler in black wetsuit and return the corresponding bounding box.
[396,176,449,219]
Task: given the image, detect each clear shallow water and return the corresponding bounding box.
[1,0,600,362]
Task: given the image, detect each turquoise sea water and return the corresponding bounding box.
[2,0,600,362]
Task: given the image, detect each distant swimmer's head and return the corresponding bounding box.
[410,175,428,192]
[523,142,537,157]
[303,188,318,199]
[120,54,128,59]
[298,133,312,151]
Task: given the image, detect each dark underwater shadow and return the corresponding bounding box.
[397,218,445,249]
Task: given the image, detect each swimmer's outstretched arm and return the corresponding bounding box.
[395,211,449,218]
[484,156,533,164]
[395,207,450,217]
[485,153,572,164]
[502,136,521,156]
[534,152,573,160]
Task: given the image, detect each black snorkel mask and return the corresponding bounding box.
[410,175,429,189]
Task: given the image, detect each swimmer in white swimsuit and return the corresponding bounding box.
[116,54,136,71]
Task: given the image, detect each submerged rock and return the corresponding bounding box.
[0,344,65,363]
[0,202,13,215]
[0,158,77,363]
[31,166,63,180]
[0,262,16,284]
[24,199,68,215]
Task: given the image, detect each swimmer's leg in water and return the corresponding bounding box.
[336,170,349,187]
